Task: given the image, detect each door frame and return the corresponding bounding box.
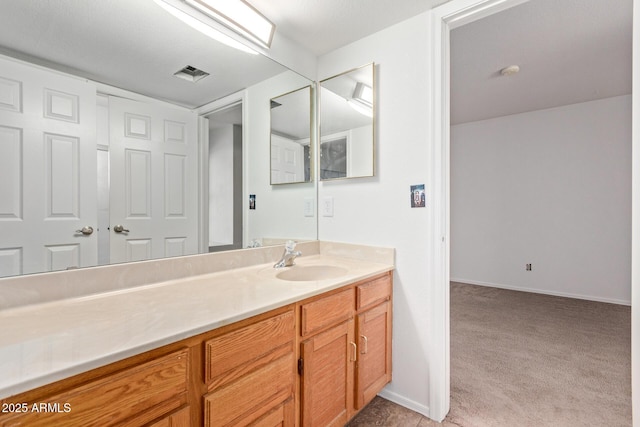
[197,90,247,250]
[428,0,638,423]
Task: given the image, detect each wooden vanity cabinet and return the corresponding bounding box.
[0,306,297,427]
[0,272,392,427]
[298,272,393,426]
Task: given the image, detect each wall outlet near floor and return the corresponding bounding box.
[526,263,532,271]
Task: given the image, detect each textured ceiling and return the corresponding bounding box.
[0,1,447,108]
[450,0,632,124]
[0,0,631,121]
[249,0,448,56]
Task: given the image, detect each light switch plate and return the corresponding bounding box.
[304,197,315,217]
[322,197,334,217]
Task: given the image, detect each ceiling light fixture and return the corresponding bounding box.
[185,0,275,49]
[500,65,520,76]
[153,0,259,55]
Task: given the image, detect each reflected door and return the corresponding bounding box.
[108,97,198,263]
[0,56,97,277]
[270,134,304,184]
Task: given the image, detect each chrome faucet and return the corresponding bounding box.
[274,240,302,268]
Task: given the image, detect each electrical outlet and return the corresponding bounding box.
[322,197,334,217]
[526,263,532,271]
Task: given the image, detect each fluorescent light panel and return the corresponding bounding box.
[353,82,373,107]
[153,0,258,54]
[185,0,275,48]
[348,82,373,117]
[348,99,373,118]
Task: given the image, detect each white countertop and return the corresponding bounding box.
[0,254,393,399]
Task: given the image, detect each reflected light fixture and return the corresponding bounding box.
[153,0,266,55]
[185,0,275,49]
[347,82,373,117]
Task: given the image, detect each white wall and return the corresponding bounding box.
[244,70,317,245]
[209,125,234,246]
[348,124,374,177]
[451,96,632,304]
[318,13,434,415]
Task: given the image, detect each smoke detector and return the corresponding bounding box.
[174,65,210,82]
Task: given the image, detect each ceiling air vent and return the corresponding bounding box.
[174,65,210,82]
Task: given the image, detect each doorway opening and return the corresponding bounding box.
[204,103,244,252]
[432,0,633,423]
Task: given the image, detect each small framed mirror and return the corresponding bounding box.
[270,85,313,185]
[319,63,374,180]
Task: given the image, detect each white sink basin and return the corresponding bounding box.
[275,265,348,282]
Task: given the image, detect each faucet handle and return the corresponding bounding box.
[285,240,297,252]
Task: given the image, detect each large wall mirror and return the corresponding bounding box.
[0,1,316,278]
[319,63,375,180]
[270,85,313,185]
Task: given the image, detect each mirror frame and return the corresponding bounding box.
[319,62,375,181]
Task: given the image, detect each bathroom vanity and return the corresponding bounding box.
[0,242,393,426]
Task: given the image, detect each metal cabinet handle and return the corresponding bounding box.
[75,226,94,235]
[350,342,357,362]
[113,225,130,233]
[360,335,368,354]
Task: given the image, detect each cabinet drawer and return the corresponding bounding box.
[147,405,190,427]
[0,349,188,427]
[300,288,354,337]
[356,274,391,310]
[204,352,294,427]
[205,310,295,387]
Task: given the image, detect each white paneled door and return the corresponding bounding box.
[108,97,198,264]
[270,134,304,183]
[0,57,97,277]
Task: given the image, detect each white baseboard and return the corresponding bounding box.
[450,277,631,306]
[377,388,431,419]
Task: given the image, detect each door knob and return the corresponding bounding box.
[75,226,94,235]
[113,225,130,233]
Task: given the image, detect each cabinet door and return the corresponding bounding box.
[300,320,355,427]
[251,398,294,427]
[355,301,392,409]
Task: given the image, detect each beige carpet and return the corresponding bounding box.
[446,282,632,427]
